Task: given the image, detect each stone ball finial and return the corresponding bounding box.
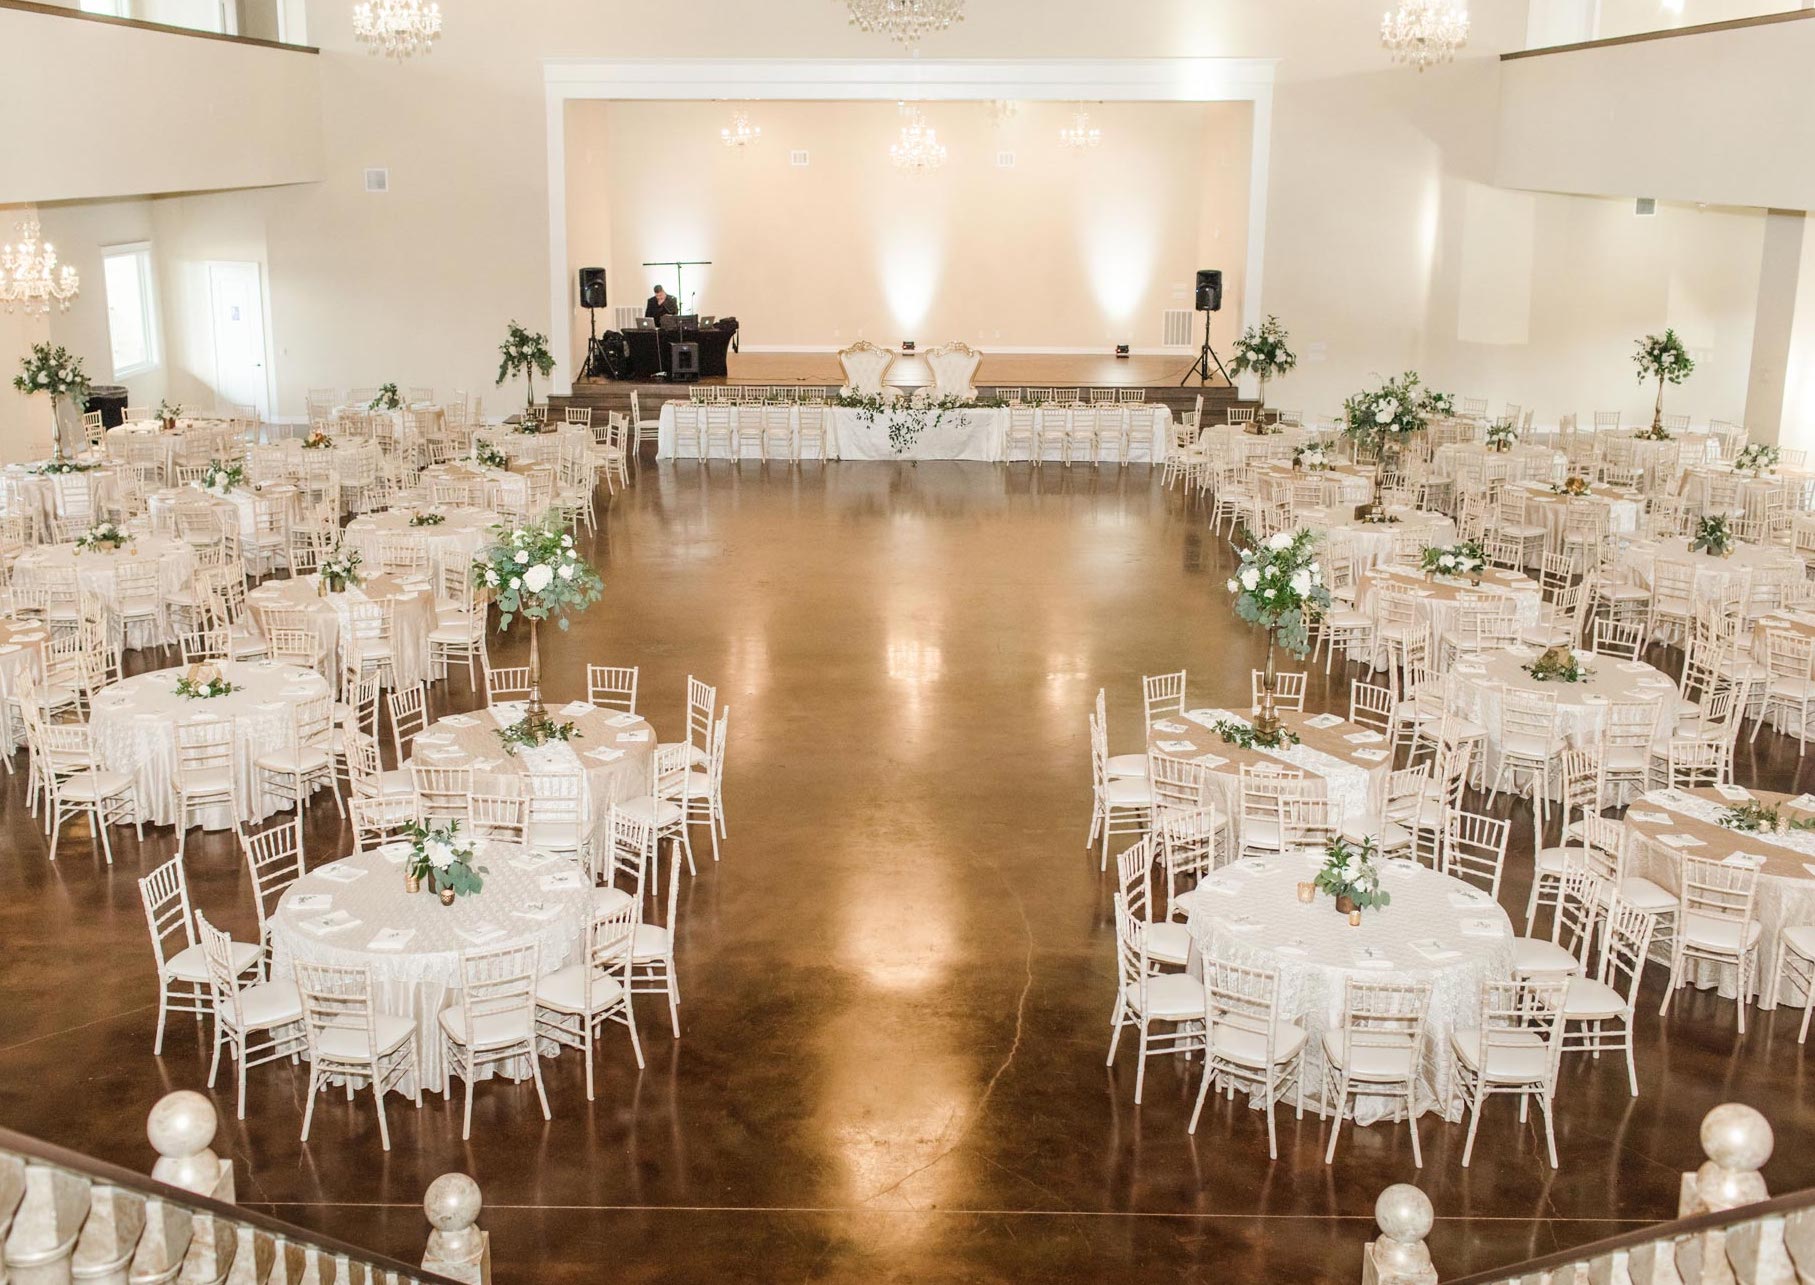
[1375,1183,1435,1243]
[1701,1103,1773,1172]
[424,1174,485,1267]
[147,1091,221,1195]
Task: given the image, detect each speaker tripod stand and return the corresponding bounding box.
[1179,310,1233,387]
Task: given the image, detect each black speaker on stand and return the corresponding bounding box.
[578,267,610,378]
[1180,268,1233,388]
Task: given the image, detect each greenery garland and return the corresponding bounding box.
[409,511,447,527]
[1212,718,1301,751]
[1522,646,1592,684]
[175,674,236,699]
[1718,801,1815,834]
[830,391,1003,456]
[497,717,580,754]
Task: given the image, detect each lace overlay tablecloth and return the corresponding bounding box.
[0,619,49,749]
[1622,786,1815,1002]
[1147,708,1390,843]
[104,420,237,474]
[0,465,124,532]
[253,440,382,491]
[413,702,656,850]
[1502,481,1643,546]
[475,424,590,465]
[654,404,1171,462]
[421,463,531,511]
[1297,506,1455,572]
[344,507,500,584]
[147,483,302,539]
[1617,538,1804,614]
[1180,857,1513,1123]
[1200,424,1315,460]
[247,573,439,688]
[268,842,593,1093]
[1432,443,1564,484]
[1357,564,1544,650]
[1450,647,1678,780]
[1254,463,1376,505]
[12,536,197,647]
[88,661,331,828]
[1680,467,1815,516]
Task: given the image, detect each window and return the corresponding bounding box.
[78,0,128,14]
[102,245,158,378]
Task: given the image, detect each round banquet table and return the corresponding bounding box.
[1501,480,1643,547]
[421,463,532,511]
[475,424,588,465]
[0,462,124,533]
[1200,423,1316,461]
[252,438,382,492]
[11,534,197,647]
[344,507,499,584]
[1297,505,1455,572]
[412,701,658,851]
[1622,786,1815,1002]
[1357,564,1544,649]
[1448,646,1678,780]
[1179,855,1513,1122]
[1253,462,1375,506]
[104,419,238,475]
[246,572,439,688]
[1431,442,1563,485]
[1616,537,1804,615]
[1679,465,1815,517]
[147,482,303,540]
[1146,708,1392,848]
[88,660,332,828]
[268,842,593,1094]
[0,617,50,749]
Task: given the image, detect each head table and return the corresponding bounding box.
[268,841,594,1094]
[1180,855,1514,1123]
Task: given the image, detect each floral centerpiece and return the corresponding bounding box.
[403,820,486,902]
[1484,420,1518,451]
[1292,443,1331,471]
[196,459,244,497]
[496,321,555,415]
[473,439,511,471]
[1420,389,1457,418]
[1419,539,1486,581]
[12,342,90,461]
[1229,315,1297,408]
[1314,835,1390,916]
[302,428,334,450]
[319,544,364,593]
[512,417,549,436]
[497,715,581,755]
[1227,527,1329,739]
[472,519,603,746]
[831,389,980,456]
[369,383,402,412]
[1717,800,1815,835]
[157,400,183,430]
[32,458,96,476]
[75,521,131,552]
[1523,646,1592,683]
[175,663,235,700]
[1342,372,1429,518]
[1634,329,1695,434]
[1735,443,1779,475]
[1212,717,1301,752]
[408,510,447,528]
[1552,475,1591,496]
[1689,513,1736,558]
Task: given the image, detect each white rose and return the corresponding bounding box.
[426,840,454,870]
[486,568,500,586]
[1227,579,1240,593]
[1290,570,1312,596]
[558,563,574,580]
[523,563,554,593]
[514,551,529,564]
[1262,587,1275,599]
[510,576,521,589]
[1267,531,1292,551]
[1239,567,1260,590]
[1375,407,1391,424]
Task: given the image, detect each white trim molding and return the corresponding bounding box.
[542,57,1278,396]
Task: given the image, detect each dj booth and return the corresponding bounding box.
[617,317,738,380]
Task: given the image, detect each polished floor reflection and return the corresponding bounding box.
[4,461,1815,1281]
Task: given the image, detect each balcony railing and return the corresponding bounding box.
[0,0,313,53]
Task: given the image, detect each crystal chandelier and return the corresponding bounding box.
[0,221,79,314]
[846,0,964,49]
[720,111,761,150]
[352,0,442,60]
[1059,108,1102,151]
[1380,1,1469,70]
[889,106,947,172]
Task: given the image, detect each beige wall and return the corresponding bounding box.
[563,99,1249,358]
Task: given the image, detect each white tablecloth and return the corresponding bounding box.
[268,842,594,1093]
[344,507,499,584]
[12,535,197,646]
[1299,506,1455,572]
[1432,443,1563,486]
[1501,481,1643,547]
[1180,857,1513,1123]
[1679,466,1815,516]
[1199,424,1315,462]
[1617,538,1804,613]
[475,424,588,465]
[105,420,238,475]
[655,404,1170,462]
[0,618,50,749]
[246,573,439,689]
[147,483,302,540]
[421,464,531,511]
[253,439,382,489]
[1357,565,1545,649]
[0,464,123,533]
[88,660,332,828]
[1450,646,1678,778]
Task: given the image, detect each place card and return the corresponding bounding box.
[1157,739,1196,755]
[441,714,480,728]
[1447,888,1491,909]
[1409,938,1461,963]
[1789,794,1815,813]
[1457,915,1506,938]
[512,901,562,923]
[1714,784,1754,802]
[301,909,360,935]
[560,701,596,717]
[1722,853,1767,869]
[287,892,332,912]
[368,927,416,951]
[1628,811,1673,826]
[457,921,506,946]
[539,870,587,892]
[585,747,626,763]
[1198,875,1241,897]
[1351,946,1396,970]
[1344,730,1387,745]
[603,711,642,728]
[616,729,653,744]
[314,864,369,884]
[1151,719,1188,735]
[1351,748,1391,763]
[1658,834,1707,850]
[1303,713,1345,730]
[1223,915,1263,934]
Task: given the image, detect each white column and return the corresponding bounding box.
[1744,209,1815,450]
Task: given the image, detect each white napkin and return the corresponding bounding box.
[470,757,501,770]
[1303,713,1344,730]
[367,927,416,951]
[442,714,479,728]
[1582,695,1610,705]
[457,921,506,946]
[1198,875,1241,897]
[1723,853,1767,869]
[1351,748,1391,763]
[1447,888,1491,909]
[413,732,454,745]
[1457,915,1506,938]
[372,841,412,865]
[0,645,18,655]
[1409,938,1461,962]
[314,864,369,884]
[1790,794,1815,812]
[1344,730,1387,744]
[1157,739,1196,755]
[287,892,332,912]
[1183,709,1221,727]
[539,870,586,892]
[1151,719,1187,734]
[512,900,563,923]
[1223,914,1263,934]
[1617,660,1653,673]
[509,850,563,871]
[1714,784,1753,802]
[1193,753,1229,769]
[603,711,642,728]
[1351,946,1396,970]
[560,701,595,717]
[1233,858,1275,875]
[301,909,360,935]
[616,729,653,744]
[1628,810,1672,825]
[1658,834,1707,850]
[584,747,626,763]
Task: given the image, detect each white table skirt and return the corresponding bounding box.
[247,574,439,690]
[147,483,302,540]
[1432,443,1564,486]
[1298,508,1456,573]
[1181,858,1513,1124]
[12,535,197,648]
[88,660,332,828]
[268,843,594,1094]
[344,507,500,585]
[655,404,1170,462]
[1617,538,1804,613]
[0,466,124,533]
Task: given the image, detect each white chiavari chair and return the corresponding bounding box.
[1453,977,1567,1168]
[197,912,305,1120]
[1320,978,1432,1166]
[444,942,551,1138]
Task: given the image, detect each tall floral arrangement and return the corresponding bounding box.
[12,343,90,460]
[1633,329,1694,433]
[472,519,603,746]
[495,321,555,414]
[1229,315,1297,406]
[1227,527,1330,736]
[1343,372,1429,515]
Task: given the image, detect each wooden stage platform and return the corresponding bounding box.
[552,351,1247,423]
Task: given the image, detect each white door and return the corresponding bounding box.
[207,261,268,420]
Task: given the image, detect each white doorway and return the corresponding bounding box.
[206,261,269,421]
